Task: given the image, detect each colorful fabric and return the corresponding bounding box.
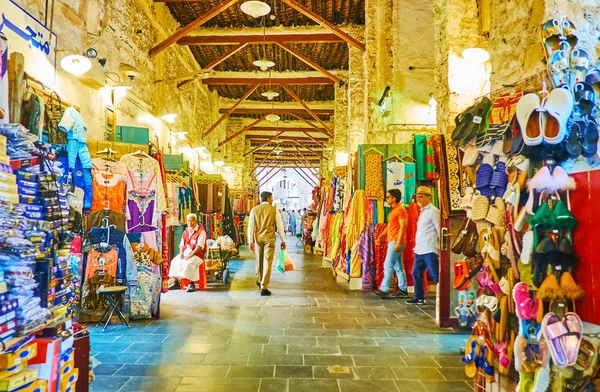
[431,135,449,219]
[404,163,416,204]
[403,202,419,286]
[327,212,344,260]
[374,223,387,288]
[91,171,127,212]
[414,135,428,181]
[126,171,158,232]
[345,190,366,251]
[365,154,384,200]
[20,94,43,137]
[425,136,435,180]
[0,33,8,125]
[130,243,163,319]
[334,178,345,211]
[386,162,405,194]
[358,224,375,291]
[85,249,118,280]
[120,153,167,212]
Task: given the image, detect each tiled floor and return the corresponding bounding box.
[89,236,472,392]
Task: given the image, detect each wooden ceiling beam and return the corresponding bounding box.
[204,84,259,137]
[292,166,318,188]
[220,108,333,115]
[291,113,331,137]
[244,131,285,157]
[282,85,334,137]
[149,0,240,57]
[275,43,343,86]
[218,115,267,146]
[204,77,333,85]
[259,167,284,187]
[279,0,366,52]
[249,126,327,133]
[178,43,249,88]
[249,145,279,176]
[178,33,344,45]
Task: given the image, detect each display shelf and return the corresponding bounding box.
[321,256,332,268]
[332,268,362,291]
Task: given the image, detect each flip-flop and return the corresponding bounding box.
[579,116,599,158]
[563,312,583,367]
[574,82,595,115]
[452,104,476,146]
[547,43,571,88]
[462,336,480,378]
[565,120,582,157]
[461,97,493,147]
[541,312,568,367]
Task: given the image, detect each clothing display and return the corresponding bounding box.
[119,153,167,213]
[130,243,163,319]
[385,161,405,194]
[126,171,159,232]
[59,107,92,169]
[364,154,384,200]
[91,171,127,212]
[0,33,8,125]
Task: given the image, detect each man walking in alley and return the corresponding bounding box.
[406,186,440,305]
[281,208,289,233]
[248,191,287,296]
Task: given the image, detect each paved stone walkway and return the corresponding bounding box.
[89,236,472,392]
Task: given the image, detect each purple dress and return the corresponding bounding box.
[126,171,158,233]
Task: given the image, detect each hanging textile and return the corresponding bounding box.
[126,171,158,233]
[414,135,428,181]
[327,212,344,260]
[374,223,387,288]
[119,153,167,212]
[92,158,128,176]
[90,171,127,212]
[364,154,384,200]
[358,224,375,291]
[386,162,405,193]
[326,181,335,212]
[222,188,237,243]
[431,135,449,219]
[0,33,9,125]
[403,201,420,286]
[130,243,163,319]
[85,248,118,280]
[196,183,208,213]
[334,178,345,211]
[87,210,126,232]
[345,190,366,251]
[178,186,192,224]
[404,163,417,204]
[152,151,168,203]
[425,136,436,180]
[161,214,169,293]
[88,227,137,285]
[20,94,44,136]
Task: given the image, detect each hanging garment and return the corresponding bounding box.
[161,214,169,293]
[222,189,237,243]
[386,162,405,194]
[364,154,384,200]
[206,184,214,212]
[431,135,449,219]
[129,243,163,319]
[81,270,117,312]
[425,136,436,180]
[152,151,168,204]
[403,201,420,286]
[91,171,127,212]
[89,227,137,285]
[126,171,158,232]
[345,190,366,251]
[334,178,345,212]
[178,187,192,224]
[59,107,92,169]
[92,158,128,177]
[196,183,209,213]
[358,224,375,291]
[328,212,345,260]
[404,163,417,204]
[0,33,8,125]
[85,248,118,280]
[414,135,428,181]
[119,153,167,212]
[87,210,126,232]
[20,94,43,136]
[374,223,387,288]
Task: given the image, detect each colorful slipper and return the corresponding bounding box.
[462,336,480,378]
[513,282,538,320]
[541,312,568,367]
[563,312,583,367]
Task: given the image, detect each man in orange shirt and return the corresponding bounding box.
[374,189,408,298]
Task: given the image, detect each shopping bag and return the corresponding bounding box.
[276,249,285,274]
[283,250,296,272]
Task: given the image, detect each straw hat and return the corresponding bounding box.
[416,186,432,196]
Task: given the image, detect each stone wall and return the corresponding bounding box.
[16,0,221,164]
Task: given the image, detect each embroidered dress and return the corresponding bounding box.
[129,243,163,319]
[365,154,384,200]
[119,154,166,212]
[126,171,158,233]
[85,248,118,280]
[91,171,127,212]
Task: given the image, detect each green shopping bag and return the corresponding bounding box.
[276,249,285,274]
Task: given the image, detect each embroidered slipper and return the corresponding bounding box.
[563,312,583,367]
[541,312,568,367]
[574,338,596,371]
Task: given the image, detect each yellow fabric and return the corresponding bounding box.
[377,201,385,225]
[345,190,366,251]
[327,213,344,259]
[364,154,384,200]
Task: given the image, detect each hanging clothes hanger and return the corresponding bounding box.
[131,149,152,159]
[383,154,405,163]
[362,147,384,155]
[401,154,417,162]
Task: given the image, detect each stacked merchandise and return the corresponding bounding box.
[455,13,599,391]
[0,122,84,392]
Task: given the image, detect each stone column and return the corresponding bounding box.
[347,46,367,153]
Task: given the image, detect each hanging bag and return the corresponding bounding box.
[45,91,68,145]
[276,249,285,274]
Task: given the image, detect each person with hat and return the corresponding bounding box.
[406,186,441,305]
[168,213,207,293]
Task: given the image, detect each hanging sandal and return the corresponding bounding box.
[462,336,480,378]
[513,282,538,320]
[563,312,583,367]
[541,312,569,367]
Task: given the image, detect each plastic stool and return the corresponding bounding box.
[96,286,130,333]
[181,262,207,291]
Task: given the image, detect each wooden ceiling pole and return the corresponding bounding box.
[204,84,259,137]
[279,0,366,52]
[219,115,267,146]
[292,164,318,187]
[290,114,331,137]
[248,145,279,175]
[292,167,318,188]
[249,126,326,133]
[178,43,249,88]
[292,149,320,177]
[149,0,240,57]
[243,131,285,157]
[282,85,334,136]
[301,131,325,147]
[259,167,284,188]
[275,43,343,86]
[178,33,344,45]
[293,140,323,158]
[256,160,278,181]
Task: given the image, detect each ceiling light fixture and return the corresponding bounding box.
[253,58,275,72]
[266,114,281,122]
[241,1,271,18]
[462,47,490,64]
[160,113,177,124]
[60,54,92,76]
[261,90,279,100]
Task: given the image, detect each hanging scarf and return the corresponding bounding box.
[358,224,375,291]
[374,223,387,288]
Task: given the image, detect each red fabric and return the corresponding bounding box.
[374,223,387,288]
[403,202,419,286]
[571,171,600,324]
[161,215,169,293]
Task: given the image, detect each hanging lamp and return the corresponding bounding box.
[241,1,271,18]
[60,54,92,76]
[254,24,275,71]
[261,70,280,100]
